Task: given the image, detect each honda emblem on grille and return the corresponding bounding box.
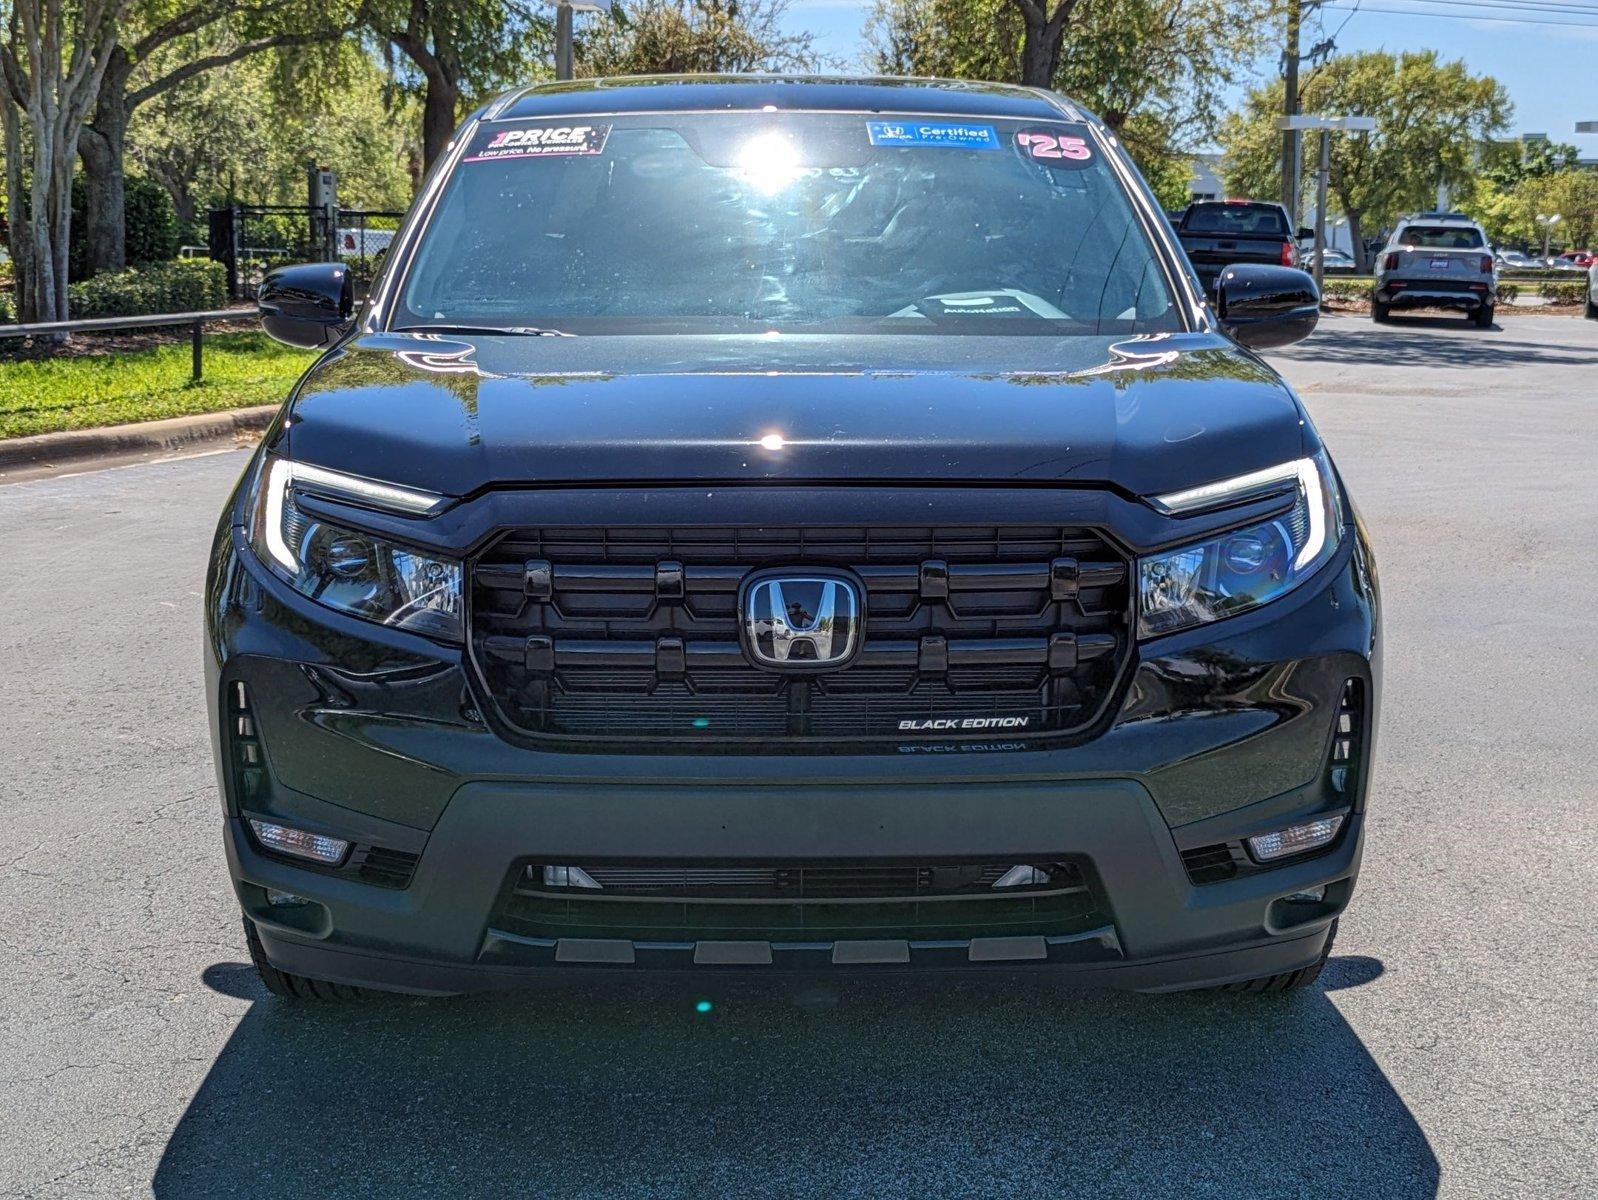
[739,569,863,671]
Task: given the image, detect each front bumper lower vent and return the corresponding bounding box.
[492,857,1110,945]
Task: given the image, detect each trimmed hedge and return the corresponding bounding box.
[1320,278,1370,302]
[67,259,228,319]
[1540,281,1586,306]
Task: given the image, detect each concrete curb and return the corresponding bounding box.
[0,405,278,471]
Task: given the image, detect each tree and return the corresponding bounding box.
[1,0,127,323]
[576,0,819,76]
[1220,51,1510,270]
[79,0,355,276]
[365,0,548,174]
[129,46,417,227]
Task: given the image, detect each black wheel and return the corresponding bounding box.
[1473,304,1494,328]
[243,916,367,1001]
[1217,918,1338,994]
[1371,299,1390,323]
[1585,295,1598,320]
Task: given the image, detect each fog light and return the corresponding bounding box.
[1284,885,1326,904]
[249,819,349,865]
[1246,814,1344,863]
[266,889,312,907]
[542,865,602,889]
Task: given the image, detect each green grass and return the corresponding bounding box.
[0,331,314,440]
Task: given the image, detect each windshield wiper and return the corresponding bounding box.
[391,324,575,337]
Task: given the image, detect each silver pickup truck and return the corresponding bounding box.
[1373,213,1497,327]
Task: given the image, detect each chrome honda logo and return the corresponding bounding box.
[740,570,862,671]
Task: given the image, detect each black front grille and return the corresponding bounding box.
[469,522,1130,750]
[497,858,1108,943]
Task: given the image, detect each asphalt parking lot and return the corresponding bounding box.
[1,312,1594,1199]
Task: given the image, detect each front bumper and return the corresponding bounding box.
[207,497,1380,994]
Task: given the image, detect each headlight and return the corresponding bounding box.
[247,455,462,641]
[1138,453,1343,639]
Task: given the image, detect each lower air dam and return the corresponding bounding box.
[898,716,1032,731]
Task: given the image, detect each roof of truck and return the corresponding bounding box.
[485,74,1090,125]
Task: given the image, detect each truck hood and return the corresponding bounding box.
[282,331,1310,498]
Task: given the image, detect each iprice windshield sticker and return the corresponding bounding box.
[1015,127,1094,166]
[465,123,611,163]
[867,121,1000,150]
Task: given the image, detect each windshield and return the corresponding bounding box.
[1180,202,1289,237]
[1399,225,1484,249]
[393,111,1182,336]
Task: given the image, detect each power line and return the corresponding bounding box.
[1358,0,1598,13]
[1318,2,1598,26]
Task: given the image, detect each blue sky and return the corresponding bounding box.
[781,0,1598,159]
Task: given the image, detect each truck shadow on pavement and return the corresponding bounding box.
[151,952,1437,1199]
[1276,316,1598,370]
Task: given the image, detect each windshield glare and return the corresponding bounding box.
[394,112,1181,336]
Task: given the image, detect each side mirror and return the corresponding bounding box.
[259,262,354,349]
[1297,226,1315,242]
[1215,264,1319,350]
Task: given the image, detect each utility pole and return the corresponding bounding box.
[1280,0,1303,223]
[1279,114,1377,288]
[555,1,573,80]
[1314,131,1330,293]
[554,1,602,81]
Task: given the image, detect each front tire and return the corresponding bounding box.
[243,917,367,1001]
[1218,918,1338,993]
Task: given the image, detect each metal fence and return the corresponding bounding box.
[209,205,404,300]
[0,310,258,380]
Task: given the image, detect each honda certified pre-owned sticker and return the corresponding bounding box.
[866,121,1000,150]
[465,123,612,163]
[1015,127,1094,166]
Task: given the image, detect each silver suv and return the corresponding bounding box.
[1372,212,1496,328]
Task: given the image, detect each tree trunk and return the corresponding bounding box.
[81,48,131,275]
[420,71,458,173]
[1013,0,1077,88]
[1018,12,1058,87]
[2,96,38,322]
[1344,205,1366,273]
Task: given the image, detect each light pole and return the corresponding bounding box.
[554,1,604,81]
[1276,114,1378,287]
[1536,213,1562,262]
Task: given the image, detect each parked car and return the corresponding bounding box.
[1554,250,1594,270]
[1174,199,1308,293]
[338,227,395,258]
[1304,247,1356,274]
[1373,213,1497,326]
[1495,250,1539,270]
[225,76,1372,1002]
[1587,262,1598,319]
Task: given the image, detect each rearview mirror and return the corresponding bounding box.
[1215,264,1319,350]
[259,262,354,350]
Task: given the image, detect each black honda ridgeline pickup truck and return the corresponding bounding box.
[208,76,1379,1000]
